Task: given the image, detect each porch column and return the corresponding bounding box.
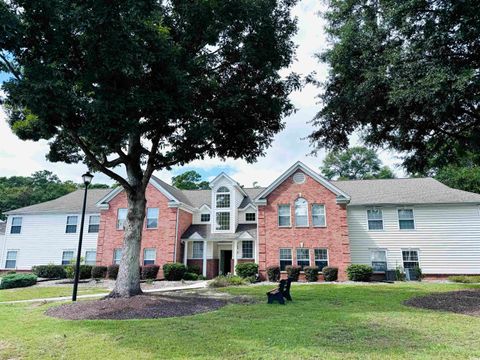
[233,240,238,275]
[183,240,188,266]
[202,240,207,277]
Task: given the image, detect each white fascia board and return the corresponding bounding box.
[237,231,254,240]
[239,203,257,211]
[167,201,195,214]
[254,161,351,202]
[95,187,123,208]
[210,172,248,197]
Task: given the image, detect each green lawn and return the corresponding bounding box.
[0,283,479,359]
[0,286,107,302]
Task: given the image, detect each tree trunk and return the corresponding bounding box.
[109,189,146,298]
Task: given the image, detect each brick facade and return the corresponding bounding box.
[96,183,192,278]
[257,171,351,281]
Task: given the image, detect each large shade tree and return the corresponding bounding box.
[309,0,480,174]
[0,0,299,297]
[172,170,209,190]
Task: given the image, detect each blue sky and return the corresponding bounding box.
[0,1,401,187]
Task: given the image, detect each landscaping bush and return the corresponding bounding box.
[187,264,201,275]
[346,264,373,282]
[322,266,338,282]
[266,266,280,282]
[197,275,207,280]
[66,265,93,280]
[209,275,246,288]
[395,266,406,281]
[304,266,319,282]
[235,262,258,279]
[0,273,37,289]
[183,272,199,281]
[286,265,301,281]
[449,275,480,283]
[163,263,187,281]
[141,265,160,280]
[32,264,66,279]
[107,264,119,280]
[91,266,107,279]
[413,266,423,281]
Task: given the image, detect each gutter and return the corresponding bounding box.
[173,208,179,262]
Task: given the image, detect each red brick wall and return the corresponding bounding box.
[96,184,192,278]
[257,171,351,281]
[187,259,219,279]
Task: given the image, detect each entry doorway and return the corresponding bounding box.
[220,250,232,275]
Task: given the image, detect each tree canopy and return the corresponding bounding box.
[172,170,209,190]
[321,146,395,180]
[310,0,480,174]
[0,0,299,297]
[435,165,480,194]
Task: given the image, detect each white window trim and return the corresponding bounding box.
[146,208,159,229]
[113,248,122,264]
[241,240,254,259]
[5,249,19,269]
[215,186,231,209]
[312,204,327,227]
[294,198,309,228]
[117,208,128,230]
[366,208,384,231]
[200,213,211,223]
[10,217,22,234]
[65,215,79,234]
[401,248,421,268]
[88,215,100,233]
[245,212,256,222]
[296,248,311,267]
[84,249,97,265]
[397,207,416,231]
[214,211,231,232]
[279,248,293,271]
[278,204,291,228]
[61,249,75,265]
[314,248,329,271]
[143,248,156,265]
[191,241,204,259]
[370,248,388,273]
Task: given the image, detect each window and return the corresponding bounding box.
[215,212,230,231]
[245,213,256,222]
[314,249,328,270]
[402,250,419,269]
[371,250,387,272]
[312,204,326,227]
[5,251,17,269]
[65,216,78,233]
[88,215,100,233]
[146,208,159,229]
[367,209,383,230]
[143,248,156,265]
[296,248,310,269]
[278,205,291,227]
[85,251,97,265]
[117,208,127,229]
[216,186,230,208]
[242,241,254,259]
[113,248,122,264]
[200,213,210,222]
[398,209,415,230]
[279,248,292,271]
[62,251,74,265]
[192,241,204,259]
[10,217,22,234]
[295,198,308,227]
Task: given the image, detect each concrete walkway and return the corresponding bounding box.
[0,281,209,305]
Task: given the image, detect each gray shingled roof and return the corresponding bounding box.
[151,175,194,206]
[333,178,480,206]
[0,222,6,235]
[181,223,257,240]
[5,189,112,215]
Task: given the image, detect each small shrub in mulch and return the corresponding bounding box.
[91,266,107,279]
[141,265,160,280]
[404,290,480,316]
[304,266,319,282]
[0,273,37,289]
[346,264,373,282]
[45,295,228,320]
[163,263,187,281]
[235,263,258,279]
[322,267,338,282]
[266,266,280,282]
[209,275,246,288]
[32,264,66,279]
[286,265,301,281]
[107,265,119,279]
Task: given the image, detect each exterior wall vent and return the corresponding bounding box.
[293,172,306,184]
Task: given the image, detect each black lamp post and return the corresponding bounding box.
[72,171,94,301]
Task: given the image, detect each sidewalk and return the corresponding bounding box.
[0,281,209,305]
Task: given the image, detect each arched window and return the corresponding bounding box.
[295,198,308,227]
[216,186,230,208]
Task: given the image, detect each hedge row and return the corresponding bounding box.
[0,273,37,289]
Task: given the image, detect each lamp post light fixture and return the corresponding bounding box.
[72,171,94,301]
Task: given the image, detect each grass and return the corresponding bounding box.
[0,286,108,302]
[0,283,479,359]
[448,275,480,283]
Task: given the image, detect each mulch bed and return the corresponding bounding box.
[404,290,480,316]
[45,294,228,320]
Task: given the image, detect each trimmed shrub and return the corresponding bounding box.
[32,264,66,279]
[66,265,92,280]
[235,262,258,279]
[163,263,187,281]
[107,264,119,280]
[449,275,480,283]
[197,275,207,280]
[266,266,280,282]
[413,266,423,281]
[209,275,246,288]
[187,264,201,275]
[304,266,319,282]
[0,273,37,289]
[183,272,199,281]
[286,265,301,281]
[395,266,406,281]
[346,264,373,282]
[322,267,338,282]
[141,265,160,280]
[91,266,107,279]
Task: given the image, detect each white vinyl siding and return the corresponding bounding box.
[348,204,480,274]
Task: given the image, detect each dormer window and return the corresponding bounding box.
[216,186,230,208]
